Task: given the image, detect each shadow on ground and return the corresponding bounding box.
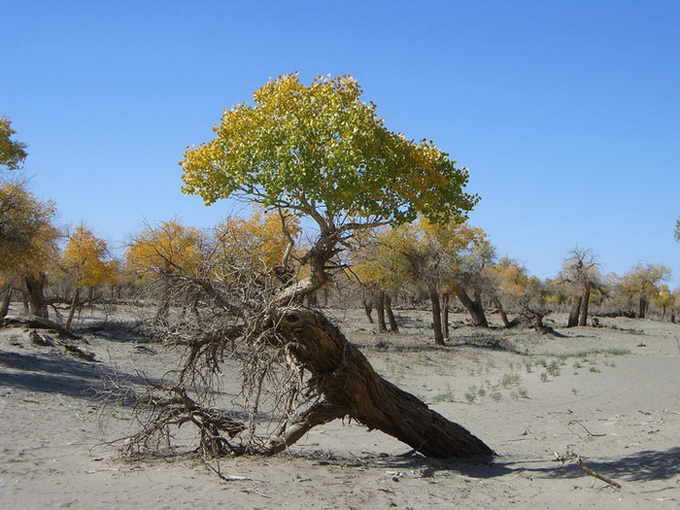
[295,446,680,485]
[0,349,152,400]
[477,447,680,484]
[539,447,680,482]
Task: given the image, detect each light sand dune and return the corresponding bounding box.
[1,308,679,508]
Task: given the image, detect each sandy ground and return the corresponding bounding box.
[1,306,679,509]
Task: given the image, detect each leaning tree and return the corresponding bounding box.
[124,74,493,460]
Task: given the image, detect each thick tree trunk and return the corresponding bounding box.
[428,285,445,346]
[491,294,511,328]
[362,297,374,324]
[269,307,494,459]
[24,273,49,319]
[454,288,488,328]
[567,295,582,327]
[384,292,399,333]
[578,285,591,326]
[532,311,548,332]
[0,282,13,320]
[638,295,647,319]
[375,290,387,332]
[65,287,81,330]
[441,293,450,339]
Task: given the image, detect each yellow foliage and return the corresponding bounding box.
[213,207,301,274]
[0,181,58,275]
[487,258,531,298]
[126,221,203,277]
[619,263,671,298]
[61,226,117,288]
[181,73,477,227]
[353,217,489,292]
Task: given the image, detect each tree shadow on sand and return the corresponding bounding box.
[0,349,152,400]
[322,446,680,484]
[538,447,680,483]
[462,447,680,484]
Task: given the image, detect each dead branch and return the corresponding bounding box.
[567,420,606,437]
[554,450,622,489]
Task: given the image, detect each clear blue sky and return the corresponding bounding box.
[2,1,679,286]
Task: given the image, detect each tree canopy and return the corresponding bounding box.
[181,74,477,233]
[125,221,203,278]
[61,226,117,289]
[0,181,58,274]
[0,116,28,172]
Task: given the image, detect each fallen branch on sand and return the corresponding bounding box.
[567,419,606,437]
[554,450,622,489]
[2,316,81,339]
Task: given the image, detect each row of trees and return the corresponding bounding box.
[2,112,675,337]
[1,181,674,337]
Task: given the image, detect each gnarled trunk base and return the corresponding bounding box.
[268,307,494,459]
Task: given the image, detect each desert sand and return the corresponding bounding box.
[1,306,679,509]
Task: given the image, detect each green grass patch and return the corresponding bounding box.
[553,348,631,360]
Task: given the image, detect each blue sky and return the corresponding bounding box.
[2,1,679,286]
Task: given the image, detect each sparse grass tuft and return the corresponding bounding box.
[464,387,477,404]
[501,373,521,388]
[546,360,561,377]
[431,390,456,403]
[554,348,631,360]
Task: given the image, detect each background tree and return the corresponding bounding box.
[560,248,600,327]
[0,182,58,319]
[368,218,489,344]
[489,257,552,331]
[373,221,447,343]
[439,228,494,330]
[126,73,492,459]
[654,284,674,321]
[0,116,28,172]
[618,263,671,318]
[125,220,204,322]
[60,225,117,329]
[351,231,402,332]
[211,207,301,282]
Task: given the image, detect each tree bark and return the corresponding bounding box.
[269,307,494,459]
[0,282,13,320]
[384,292,399,333]
[362,297,374,324]
[428,285,445,345]
[578,285,591,326]
[454,288,488,327]
[441,293,450,339]
[567,295,582,327]
[491,294,511,328]
[375,290,387,332]
[24,273,49,319]
[638,295,647,319]
[65,287,81,330]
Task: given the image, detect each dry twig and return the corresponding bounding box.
[554,450,622,489]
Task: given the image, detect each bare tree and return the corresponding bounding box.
[560,248,600,327]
